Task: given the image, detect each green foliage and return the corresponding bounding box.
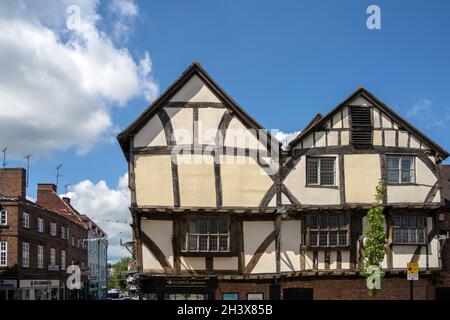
[108,257,132,290]
[363,180,387,296]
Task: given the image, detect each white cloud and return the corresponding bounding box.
[0,0,158,158]
[406,99,450,129]
[63,172,132,262]
[108,0,139,42]
[273,130,301,149]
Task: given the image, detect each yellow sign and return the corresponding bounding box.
[407,262,419,280]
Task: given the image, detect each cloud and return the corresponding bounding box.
[63,172,132,262]
[0,0,158,158]
[406,99,450,129]
[273,130,301,149]
[108,0,139,42]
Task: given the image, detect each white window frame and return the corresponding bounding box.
[37,218,44,233]
[50,248,56,266]
[22,212,30,229]
[61,250,66,271]
[387,155,416,184]
[0,241,7,266]
[37,245,44,269]
[0,210,7,226]
[50,223,57,236]
[22,242,29,268]
[61,226,69,240]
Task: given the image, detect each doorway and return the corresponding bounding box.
[283,288,313,300]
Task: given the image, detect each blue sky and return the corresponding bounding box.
[1,0,450,260]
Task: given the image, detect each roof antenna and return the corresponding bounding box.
[56,164,63,192]
[64,184,71,194]
[24,154,31,187]
[2,148,7,168]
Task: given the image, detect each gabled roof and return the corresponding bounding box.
[288,87,449,159]
[117,61,281,159]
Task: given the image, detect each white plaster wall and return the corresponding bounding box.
[302,134,314,149]
[315,131,326,147]
[398,131,409,147]
[327,131,338,146]
[170,75,221,103]
[224,117,266,150]
[283,155,341,205]
[213,257,238,270]
[198,107,226,145]
[349,96,373,107]
[243,221,276,274]
[280,221,301,272]
[134,115,167,147]
[342,107,349,128]
[332,112,342,129]
[165,107,193,144]
[181,257,206,271]
[384,131,396,147]
[304,251,314,270]
[341,251,350,269]
[141,220,173,270]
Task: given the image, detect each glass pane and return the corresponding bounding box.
[219,219,228,234]
[401,217,409,228]
[328,216,338,229]
[388,170,399,183]
[189,235,197,251]
[409,229,417,243]
[219,236,228,251]
[402,157,413,171]
[339,215,348,229]
[199,219,207,234]
[394,228,401,242]
[306,159,319,185]
[329,232,338,246]
[417,217,425,228]
[319,233,328,246]
[401,229,409,243]
[308,216,318,229]
[393,216,401,227]
[418,228,425,243]
[320,158,335,186]
[199,236,208,251]
[319,215,328,229]
[209,236,218,251]
[401,170,413,183]
[408,216,416,228]
[339,231,347,246]
[310,232,318,246]
[209,218,218,234]
[387,157,400,170]
[189,221,197,234]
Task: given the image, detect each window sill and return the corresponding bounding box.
[390,242,427,246]
[305,185,338,189]
[301,246,351,251]
[387,183,418,186]
[180,251,236,257]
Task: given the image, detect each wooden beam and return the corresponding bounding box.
[244,230,276,274]
[141,230,172,273]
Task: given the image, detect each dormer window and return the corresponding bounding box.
[350,106,373,147]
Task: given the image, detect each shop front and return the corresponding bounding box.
[18,279,60,300]
[0,279,19,300]
[140,277,217,300]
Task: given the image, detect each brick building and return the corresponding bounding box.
[0,168,88,300]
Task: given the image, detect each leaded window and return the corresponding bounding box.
[393,216,426,244]
[387,156,415,184]
[306,215,349,247]
[182,217,232,253]
[306,157,336,186]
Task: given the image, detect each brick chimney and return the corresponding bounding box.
[0,168,26,198]
[62,197,71,205]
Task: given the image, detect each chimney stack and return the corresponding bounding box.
[0,168,26,199]
[62,197,71,205]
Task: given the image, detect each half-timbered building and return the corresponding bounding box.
[118,62,450,300]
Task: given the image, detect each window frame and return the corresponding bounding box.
[50,222,57,236]
[22,242,29,268]
[0,241,7,266]
[180,215,235,257]
[392,215,427,245]
[0,210,7,226]
[306,157,337,187]
[37,217,44,233]
[22,212,30,229]
[304,214,350,248]
[61,250,66,271]
[387,155,416,185]
[37,245,44,269]
[50,248,56,267]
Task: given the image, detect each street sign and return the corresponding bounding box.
[407,262,419,281]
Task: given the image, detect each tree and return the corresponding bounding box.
[363,180,387,296]
[108,257,132,290]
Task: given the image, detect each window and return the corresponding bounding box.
[77,239,81,248]
[181,217,232,253]
[50,248,56,266]
[61,250,66,271]
[22,212,30,229]
[247,293,263,300]
[387,156,415,184]
[50,223,57,236]
[37,245,44,269]
[72,237,75,247]
[61,226,69,240]
[0,210,7,226]
[393,216,426,244]
[0,241,7,266]
[306,158,336,186]
[37,218,44,233]
[222,293,239,300]
[306,215,349,247]
[22,242,29,268]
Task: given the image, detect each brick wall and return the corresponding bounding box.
[0,168,25,198]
